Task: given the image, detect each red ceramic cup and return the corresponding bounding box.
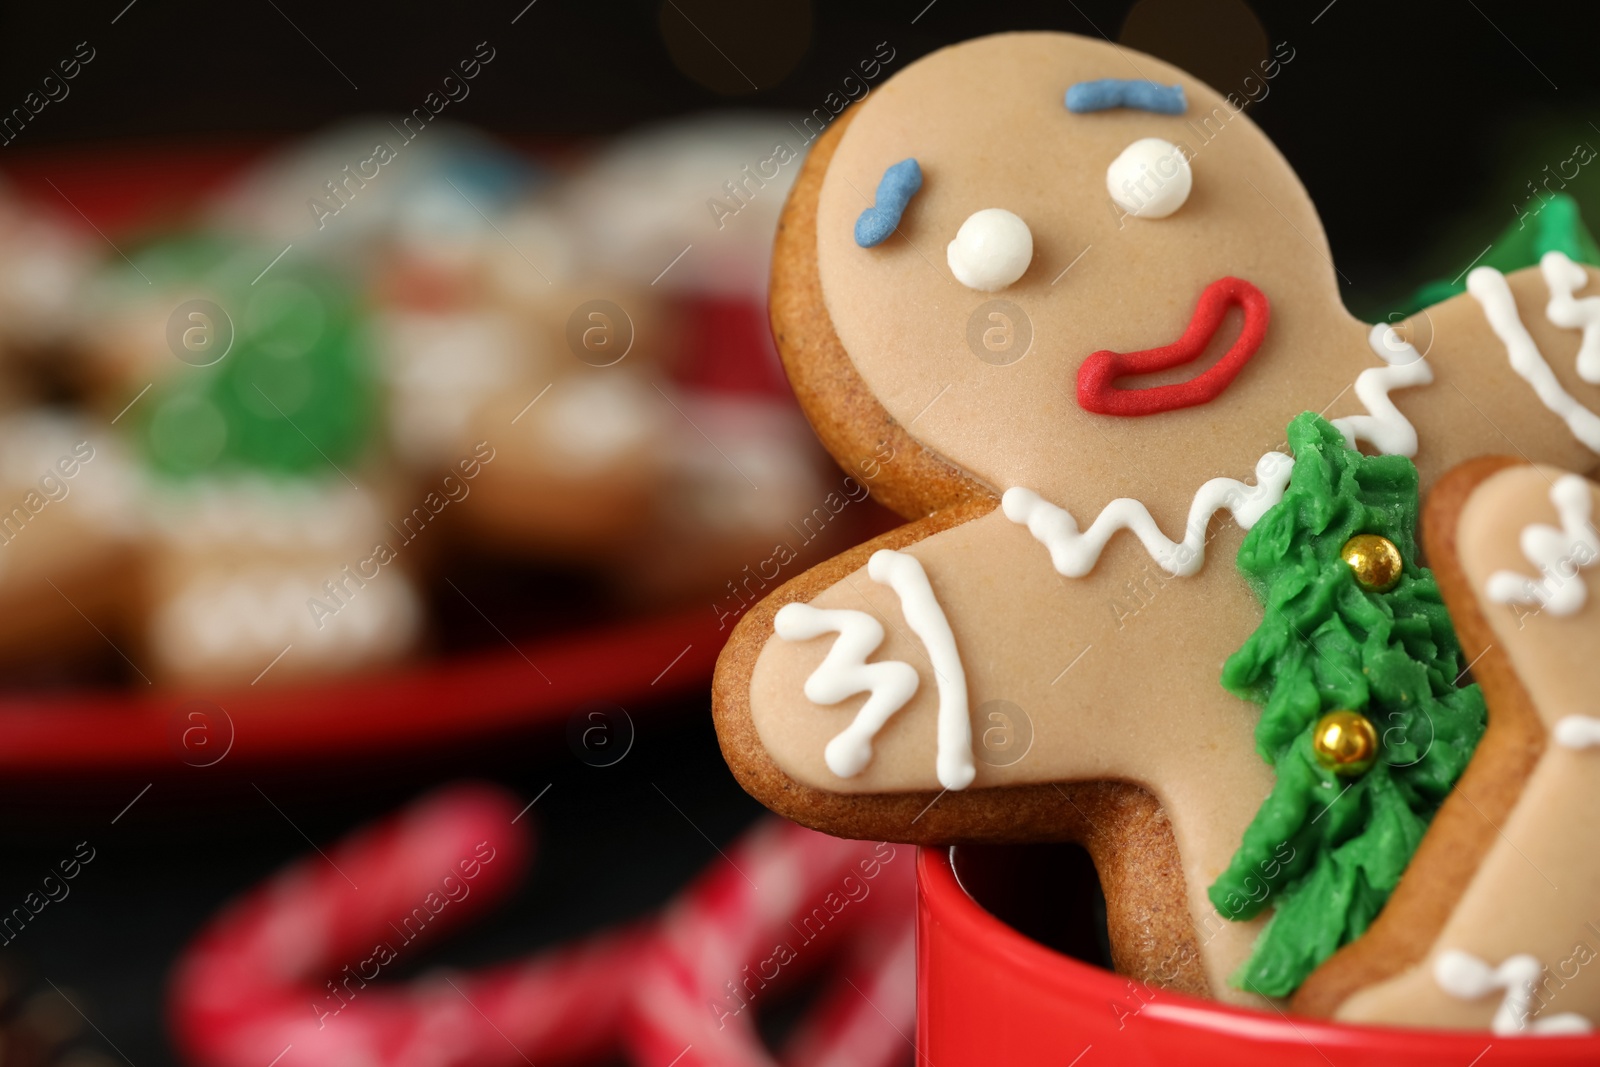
[917,844,1600,1065]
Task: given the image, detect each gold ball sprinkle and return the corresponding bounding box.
[1312,710,1379,777]
[1340,534,1403,593]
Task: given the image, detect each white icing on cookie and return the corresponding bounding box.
[1468,264,1600,453]
[865,549,974,790]
[1541,251,1600,384]
[775,548,974,790]
[151,566,421,674]
[774,603,920,781]
[1553,715,1600,749]
[1485,474,1599,616]
[1002,451,1294,579]
[1328,324,1433,458]
[1434,950,1594,1035]
[148,478,381,551]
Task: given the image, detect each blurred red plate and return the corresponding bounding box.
[0,606,724,776]
[4,139,274,234]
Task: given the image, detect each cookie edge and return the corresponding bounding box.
[769,105,995,521]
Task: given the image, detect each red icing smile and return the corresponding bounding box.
[1076,277,1271,416]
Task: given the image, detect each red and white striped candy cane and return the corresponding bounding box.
[170,782,643,1067]
[172,787,918,1067]
[781,863,916,1067]
[625,819,915,1067]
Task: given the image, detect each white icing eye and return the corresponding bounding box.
[1107,137,1192,219]
[946,208,1033,291]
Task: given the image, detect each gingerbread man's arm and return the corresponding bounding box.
[1377,262,1600,495]
[714,489,1298,1000]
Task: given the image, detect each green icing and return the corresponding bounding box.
[123,234,377,478]
[1401,191,1600,315]
[1208,413,1486,998]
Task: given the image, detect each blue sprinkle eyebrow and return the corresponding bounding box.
[854,158,923,248]
[1065,79,1186,115]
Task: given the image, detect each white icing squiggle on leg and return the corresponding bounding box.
[1542,251,1600,384]
[1329,324,1433,457]
[864,549,974,790]
[1485,474,1599,616]
[1435,950,1593,1035]
[1468,265,1600,452]
[1001,451,1294,578]
[775,549,974,790]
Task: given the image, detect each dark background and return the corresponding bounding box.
[0,0,1596,1062]
[4,0,1599,314]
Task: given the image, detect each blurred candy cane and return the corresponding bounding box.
[171,785,915,1067]
[170,783,644,1067]
[625,820,915,1067]
[783,894,916,1067]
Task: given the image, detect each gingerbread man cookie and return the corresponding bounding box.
[712,31,1600,1011]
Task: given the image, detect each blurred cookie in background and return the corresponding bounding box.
[0,414,139,669]
[0,179,92,391]
[140,478,422,687]
[563,113,805,303]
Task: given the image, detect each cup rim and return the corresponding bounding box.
[919,844,1600,1057]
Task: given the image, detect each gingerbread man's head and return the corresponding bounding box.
[788,31,1362,522]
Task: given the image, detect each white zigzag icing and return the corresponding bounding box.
[1435,950,1593,1035]
[1485,473,1599,616]
[774,602,920,780]
[1542,251,1600,384]
[777,318,1441,786]
[774,549,976,791]
[1329,323,1434,457]
[1469,258,1600,453]
[1004,324,1430,578]
[1001,451,1293,579]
